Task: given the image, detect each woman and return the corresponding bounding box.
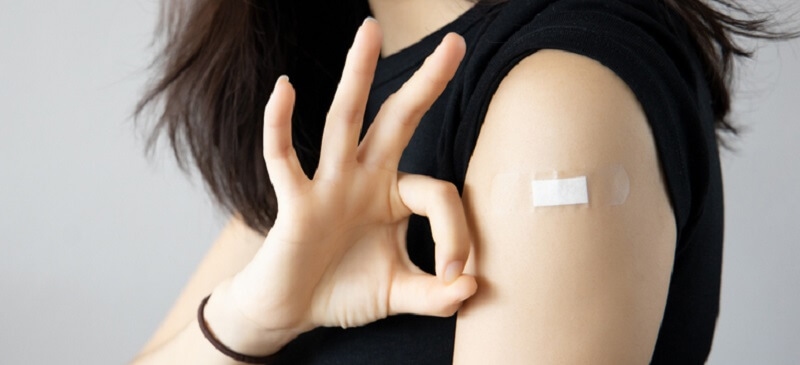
[131,0,793,363]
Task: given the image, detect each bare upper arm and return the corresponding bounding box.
[453,49,676,364]
[137,215,266,355]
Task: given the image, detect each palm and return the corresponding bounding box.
[311,222,408,328]
[273,168,417,329]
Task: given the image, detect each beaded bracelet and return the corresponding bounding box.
[198,294,276,364]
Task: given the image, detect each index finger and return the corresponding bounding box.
[397,173,471,283]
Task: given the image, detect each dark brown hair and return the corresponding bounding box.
[135,0,796,234]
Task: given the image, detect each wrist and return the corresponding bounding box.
[202,281,303,357]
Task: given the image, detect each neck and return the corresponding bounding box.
[368,0,475,57]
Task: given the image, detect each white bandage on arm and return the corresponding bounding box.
[531,176,589,207]
[489,165,630,213]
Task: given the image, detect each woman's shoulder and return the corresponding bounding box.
[450,0,713,234]
[463,0,699,93]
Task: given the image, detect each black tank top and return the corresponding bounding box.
[274,1,723,363]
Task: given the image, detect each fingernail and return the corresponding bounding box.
[444,261,464,283]
[363,16,376,26]
[277,75,289,84]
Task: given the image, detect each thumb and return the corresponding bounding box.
[388,270,477,317]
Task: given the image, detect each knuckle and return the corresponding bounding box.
[343,50,374,76]
[431,180,459,200]
[434,302,461,318]
[384,93,426,123]
[417,69,448,89]
[326,107,363,125]
[264,145,292,161]
[349,63,373,78]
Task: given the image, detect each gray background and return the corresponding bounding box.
[0,1,797,364]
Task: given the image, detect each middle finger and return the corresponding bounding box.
[317,18,383,177]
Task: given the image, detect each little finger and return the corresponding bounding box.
[263,76,308,195]
[358,33,466,169]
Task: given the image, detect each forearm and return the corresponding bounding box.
[130,281,292,365]
[131,321,255,365]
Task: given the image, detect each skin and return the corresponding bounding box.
[131,1,676,363]
[453,50,675,364]
[132,18,476,364]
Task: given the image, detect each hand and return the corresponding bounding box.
[227,18,476,343]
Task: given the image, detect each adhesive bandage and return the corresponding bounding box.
[489,165,630,213]
[531,176,589,207]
